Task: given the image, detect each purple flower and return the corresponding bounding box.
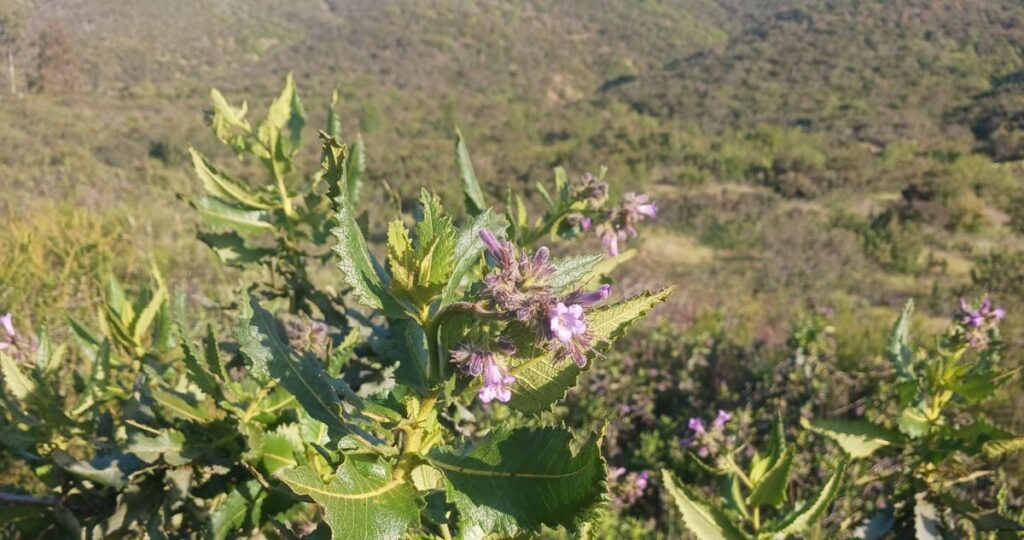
[550,303,587,343]
[0,313,15,338]
[479,358,516,404]
[635,471,650,491]
[623,192,658,220]
[688,417,706,434]
[713,410,732,429]
[451,342,516,404]
[479,230,515,267]
[573,173,610,209]
[478,233,557,323]
[564,284,611,307]
[598,224,620,256]
[957,295,1005,347]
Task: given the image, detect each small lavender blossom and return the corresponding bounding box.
[479,358,516,404]
[595,192,658,256]
[688,417,706,434]
[478,231,557,322]
[550,303,587,342]
[634,470,650,491]
[572,173,610,209]
[451,342,516,404]
[957,295,1006,348]
[0,313,37,361]
[712,410,732,429]
[597,223,620,257]
[0,314,14,338]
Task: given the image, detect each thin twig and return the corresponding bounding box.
[0,492,60,507]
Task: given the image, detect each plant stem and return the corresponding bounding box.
[0,492,60,507]
[753,506,761,531]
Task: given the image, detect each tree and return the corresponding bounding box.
[33,20,78,93]
[0,0,25,96]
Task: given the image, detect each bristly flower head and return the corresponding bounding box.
[451,340,517,404]
[544,284,610,367]
[956,295,1005,348]
[597,192,658,256]
[479,230,557,322]
[572,173,610,209]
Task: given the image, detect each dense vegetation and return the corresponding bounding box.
[2,0,1024,538]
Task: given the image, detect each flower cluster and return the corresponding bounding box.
[597,192,658,256]
[0,313,38,363]
[284,315,331,356]
[681,410,732,458]
[956,295,1006,348]
[455,231,612,403]
[609,467,651,508]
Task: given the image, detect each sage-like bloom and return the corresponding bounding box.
[451,342,517,404]
[957,296,1006,348]
[594,192,658,256]
[573,173,610,209]
[479,230,556,322]
[687,417,706,434]
[545,284,610,367]
[550,303,587,342]
[712,409,732,429]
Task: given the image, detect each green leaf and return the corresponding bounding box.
[258,73,301,160]
[127,429,188,466]
[767,458,848,537]
[210,481,263,540]
[151,388,212,423]
[131,268,167,346]
[236,297,378,447]
[803,418,904,459]
[503,287,674,414]
[176,321,222,400]
[747,448,792,508]
[440,209,506,306]
[661,470,747,540]
[326,141,402,315]
[455,128,486,216]
[197,232,274,267]
[898,407,931,439]
[192,196,272,235]
[277,459,419,540]
[0,352,36,402]
[346,133,366,205]
[415,190,457,288]
[888,300,915,381]
[983,437,1024,458]
[427,427,605,538]
[548,255,604,294]
[189,148,270,209]
[325,89,342,139]
[52,450,144,489]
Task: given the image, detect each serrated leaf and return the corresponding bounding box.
[176,320,222,400]
[747,448,792,508]
[427,427,605,538]
[189,148,270,209]
[193,196,272,235]
[53,450,144,489]
[277,459,419,540]
[983,437,1024,458]
[0,352,35,402]
[131,270,167,346]
[767,459,848,537]
[455,128,486,216]
[127,429,187,466]
[210,481,263,540]
[803,418,904,459]
[440,209,506,306]
[888,300,915,381]
[258,73,299,159]
[548,255,604,294]
[662,470,747,540]
[151,388,212,423]
[502,287,674,414]
[236,297,378,447]
[259,430,299,474]
[326,141,402,315]
[415,190,456,288]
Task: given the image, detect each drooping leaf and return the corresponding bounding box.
[151,388,212,423]
[277,458,419,540]
[192,196,273,235]
[502,287,674,414]
[803,418,904,459]
[455,128,486,216]
[661,470,747,540]
[898,407,931,439]
[983,437,1024,458]
[53,450,144,489]
[189,148,270,209]
[0,352,36,402]
[768,458,848,536]
[127,429,188,466]
[235,296,378,447]
[427,427,605,538]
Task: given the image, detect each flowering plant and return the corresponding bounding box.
[0,77,670,539]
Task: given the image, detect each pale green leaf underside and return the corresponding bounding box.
[803,418,903,459]
[427,427,605,539]
[278,460,419,540]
